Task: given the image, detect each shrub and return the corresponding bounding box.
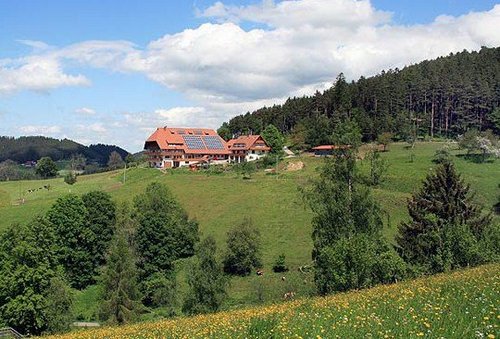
[141,272,177,314]
[433,145,452,164]
[64,171,77,185]
[272,254,289,273]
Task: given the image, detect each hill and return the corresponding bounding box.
[45,263,499,338]
[0,136,129,165]
[0,142,498,314]
[220,47,500,144]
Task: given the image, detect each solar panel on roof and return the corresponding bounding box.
[183,135,206,150]
[202,135,225,150]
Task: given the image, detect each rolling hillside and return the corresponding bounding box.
[0,142,498,311]
[46,264,500,338]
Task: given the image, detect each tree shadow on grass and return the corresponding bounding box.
[455,153,495,164]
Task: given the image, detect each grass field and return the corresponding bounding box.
[0,142,498,314]
[46,263,500,338]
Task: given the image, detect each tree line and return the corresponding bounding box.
[219,47,500,146]
[0,136,129,165]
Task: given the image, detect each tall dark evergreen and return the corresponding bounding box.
[99,204,142,325]
[396,162,497,274]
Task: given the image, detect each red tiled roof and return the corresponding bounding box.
[311,145,351,150]
[227,135,271,151]
[144,127,231,155]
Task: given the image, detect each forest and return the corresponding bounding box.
[219,47,500,146]
[0,136,128,165]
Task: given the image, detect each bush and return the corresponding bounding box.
[315,235,406,294]
[223,219,262,276]
[272,254,289,273]
[64,171,77,185]
[141,272,178,314]
[433,145,452,164]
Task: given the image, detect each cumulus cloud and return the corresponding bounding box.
[0,55,90,94]
[199,0,392,28]
[75,107,96,115]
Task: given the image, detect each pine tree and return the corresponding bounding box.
[183,236,228,315]
[396,162,495,274]
[99,204,142,325]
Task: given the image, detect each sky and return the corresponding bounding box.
[0,0,499,152]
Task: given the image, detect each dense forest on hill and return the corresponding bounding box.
[0,136,129,165]
[220,47,500,146]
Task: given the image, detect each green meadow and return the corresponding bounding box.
[0,142,498,316]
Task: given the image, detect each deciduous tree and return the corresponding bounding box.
[183,236,228,315]
[36,156,58,178]
[223,219,262,276]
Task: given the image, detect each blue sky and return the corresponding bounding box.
[0,0,499,151]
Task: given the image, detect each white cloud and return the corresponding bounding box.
[17,40,51,51]
[19,125,62,135]
[75,107,96,115]
[0,55,90,94]
[199,0,392,28]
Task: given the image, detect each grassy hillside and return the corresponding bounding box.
[46,264,500,338]
[0,142,498,310]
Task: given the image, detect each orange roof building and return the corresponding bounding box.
[144,127,231,168]
[227,135,271,163]
[311,144,351,156]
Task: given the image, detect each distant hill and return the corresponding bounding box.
[0,136,129,166]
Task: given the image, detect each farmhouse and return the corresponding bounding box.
[144,127,231,168]
[144,127,272,168]
[227,135,271,163]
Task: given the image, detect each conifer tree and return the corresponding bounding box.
[396,162,495,273]
[183,236,228,315]
[99,204,142,325]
